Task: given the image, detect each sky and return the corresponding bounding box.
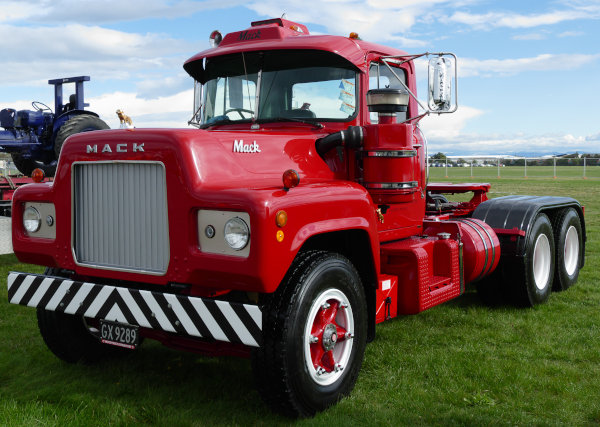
[1,0,599,156]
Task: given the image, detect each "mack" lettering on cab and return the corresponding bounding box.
[86,143,145,153]
[233,140,261,153]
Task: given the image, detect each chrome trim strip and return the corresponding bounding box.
[364,181,419,190]
[363,149,417,158]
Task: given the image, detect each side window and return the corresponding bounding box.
[368,63,408,123]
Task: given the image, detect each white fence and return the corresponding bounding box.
[428,156,600,179]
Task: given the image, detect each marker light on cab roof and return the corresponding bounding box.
[209,30,223,48]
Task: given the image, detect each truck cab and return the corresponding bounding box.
[7,18,585,418]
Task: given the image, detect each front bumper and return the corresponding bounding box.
[7,272,262,347]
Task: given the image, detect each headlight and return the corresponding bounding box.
[224,217,249,250]
[23,206,41,233]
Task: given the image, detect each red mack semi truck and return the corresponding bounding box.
[7,18,586,417]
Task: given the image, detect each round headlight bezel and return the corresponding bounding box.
[23,206,41,233]
[223,217,250,250]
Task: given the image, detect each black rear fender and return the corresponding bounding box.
[472,195,586,267]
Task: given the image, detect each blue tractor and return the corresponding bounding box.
[0,76,109,177]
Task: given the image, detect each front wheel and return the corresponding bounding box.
[37,268,130,363]
[252,251,367,417]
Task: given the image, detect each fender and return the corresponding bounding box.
[472,195,586,265]
[273,182,381,286]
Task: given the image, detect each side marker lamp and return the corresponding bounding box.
[209,30,223,48]
[31,168,45,183]
[276,210,288,227]
[276,230,284,242]
[282,169,300,191]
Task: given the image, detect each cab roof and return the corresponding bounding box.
[183,18,409,81]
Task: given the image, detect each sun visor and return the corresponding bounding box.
[184,49,361,83]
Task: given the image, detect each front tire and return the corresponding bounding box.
[37,268,128,363]
[552,208,583,291]
[253,251,367,417]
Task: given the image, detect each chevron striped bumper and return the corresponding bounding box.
[7,272,263,348]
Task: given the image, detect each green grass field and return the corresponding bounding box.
[1,176,599,425]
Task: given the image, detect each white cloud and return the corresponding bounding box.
[0,0,248,24]
[459,53,600,77]
[558,30,584,37]
[0,24,193,85]
[246,0,456,47]
[420,105,484,139]
[88,89,193,128]
[427,132,600,155]
[448,8,597,29]
[413,52,599,82]
[512,33,547,41]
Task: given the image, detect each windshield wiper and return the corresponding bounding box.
[200,116,231,129]
[262,117,324,129]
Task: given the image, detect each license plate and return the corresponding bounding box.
[99,319,139,349]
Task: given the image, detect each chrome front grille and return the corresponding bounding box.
[73,162,169,274]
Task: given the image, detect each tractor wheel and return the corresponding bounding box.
[37,268,129,363]
[552,208,583,291]
[54,115,109,159]
[252,251,367,417]
[10,153,56,177]
[508,214,555,306]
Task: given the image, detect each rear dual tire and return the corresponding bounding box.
[552,208,583,292]
[478,209,583,307]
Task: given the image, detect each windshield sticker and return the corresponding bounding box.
[340,79,355,92]
[340,101,355,115]
[339,79,355,115]
[339,89,354,105]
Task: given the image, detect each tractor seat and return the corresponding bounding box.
[62,94,77,113]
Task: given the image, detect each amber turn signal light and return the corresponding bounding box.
[31,168,45,183]
[282,169,300,191]
[276,210,288,227]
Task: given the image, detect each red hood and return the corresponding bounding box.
[58,128,336,190]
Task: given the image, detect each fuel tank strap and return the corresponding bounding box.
[362,149,417,158]
[363,181,419,189]
[7,272,263,347]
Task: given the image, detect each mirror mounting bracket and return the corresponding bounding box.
[378,52,458,125]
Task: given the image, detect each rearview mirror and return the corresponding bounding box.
[428,54,457,113]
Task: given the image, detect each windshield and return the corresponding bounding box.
[193,50,358,126]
